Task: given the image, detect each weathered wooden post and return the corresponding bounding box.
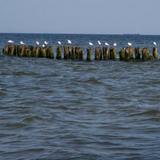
[7,45,15,56]
[68,46,72,59]
[79,48,84,61]
[135,48,141,60]
[142,48,150,61]
[125,47,134,61]
[87,48,92,61]
[35,47,41,57]
[152,47,159,60]
[95,47,102,60]
[56,46,62,59]
[109,48,116,60]
[40,47,47,58]
[75,47,79,60]
[29,46,34,57]
[19,45,25,57]
[71,47,76,60]
[64,46,69,60]
[119,48,126,61]
[46,46,54,59]
[103,47,110,60]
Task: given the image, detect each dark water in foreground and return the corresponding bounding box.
[0,34,160,160]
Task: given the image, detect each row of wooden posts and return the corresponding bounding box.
[2,44,159,61]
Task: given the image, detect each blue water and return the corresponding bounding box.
[0,34,160,160]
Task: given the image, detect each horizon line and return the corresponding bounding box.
[0,32,160,36]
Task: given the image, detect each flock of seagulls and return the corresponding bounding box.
[7,40,158,47]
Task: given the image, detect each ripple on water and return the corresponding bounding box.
[1,56,160,159]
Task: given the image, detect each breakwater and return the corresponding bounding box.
[2,44,159,61]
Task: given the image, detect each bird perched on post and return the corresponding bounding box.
[105,42,109,46]
[58,41,62,45]
[153,42,157,46]
[67,40,72,44]
[97,40,102,45]
[89,42,93,46]
[128,42,132,46]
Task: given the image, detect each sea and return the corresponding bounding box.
[0,33,160,160]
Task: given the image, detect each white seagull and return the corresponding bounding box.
[128,42,132,46]
[20,41,25,45]
[44,41,48,45]
[113,43,117,47]
[89,42,93,46]
[67,40,72,44]
[42,44,45,48]
[58,41,62,45]
[36,41,40,46]
[105,42,109,46]
[97,40,101,45]
[8,40,14,44]
[153,42,157,46]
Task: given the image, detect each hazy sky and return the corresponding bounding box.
[0,0,160,34]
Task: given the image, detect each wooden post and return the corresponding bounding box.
[103,47,110,60]
[87,48,92,61]
[56,46,62,59]
[68,46,72,59]
[109,48,116,60]
[95,47,101,60]
[46,47,54,59]
[142,48,150,61]
[152,47,159,60]
[125,47,134,61]
[79,48,84,61]
[71,47,76,60]
[119,48,125,61]
[64,46,69,60]
[135,48,141,60]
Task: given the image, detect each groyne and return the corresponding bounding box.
[2,44,159,61]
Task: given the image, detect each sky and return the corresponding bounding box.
[0,0,160,35]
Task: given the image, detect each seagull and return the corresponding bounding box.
[153,42,157,46]
[89,42,93,46]
[42,44,45,48]
[113,43,117,47]
[20,41,25,45]
[8,40,14,44]
[36,41,40,46]
[44,41,48,45]
[105,42,109,46]
[128,42,132,46]
[58,41,62,45]
[97,40,101,45]
[67,40,72,44]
